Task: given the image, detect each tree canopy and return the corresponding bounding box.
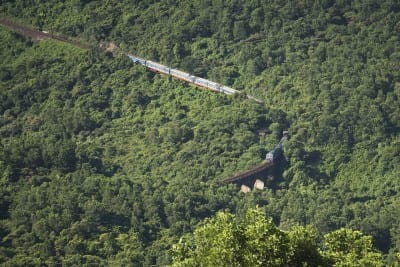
[171,209,385,267]
[1,0,399,265]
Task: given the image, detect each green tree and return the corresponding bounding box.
[171,209,315,267]
[288,225,324,266]
[233,20,249,40]
[322,228,385,267]
[171,209,386,266]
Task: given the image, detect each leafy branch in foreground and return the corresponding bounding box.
[171,209,385,267]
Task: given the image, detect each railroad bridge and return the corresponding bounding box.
[222,131,288,192]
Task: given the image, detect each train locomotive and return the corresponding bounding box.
[265,131,288,163]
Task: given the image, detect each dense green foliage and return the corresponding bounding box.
[0,26,281,265]
[171,209,386,267]
[1,0,400,265]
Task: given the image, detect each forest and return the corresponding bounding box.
[0,0,399,265]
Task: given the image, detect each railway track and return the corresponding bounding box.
[0,18,50,40]
[1,18,263,102]
[0,18,90,49]
[221,160,273,184]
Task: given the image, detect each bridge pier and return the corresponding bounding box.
[240,178,265,193]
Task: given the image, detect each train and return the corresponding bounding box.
[265,131,288,163]
[127,54,239,95]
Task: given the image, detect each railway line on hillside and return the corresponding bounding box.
[1,18,285,188]
[0,18,90,49]
[0,18,261,101]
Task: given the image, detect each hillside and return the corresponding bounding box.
[1,0,400,265]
